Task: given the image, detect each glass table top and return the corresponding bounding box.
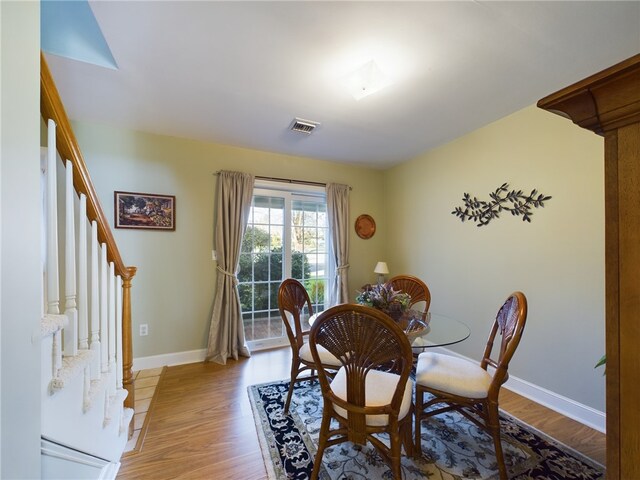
[409,312,470,350]
[307,309,470,350]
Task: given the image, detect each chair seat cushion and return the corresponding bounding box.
[299,342,341,367]
[416,352,492,398]
[329,367,413,426]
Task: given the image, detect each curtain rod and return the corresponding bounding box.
[214,172,351,190]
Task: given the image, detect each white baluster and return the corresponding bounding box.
[89,221,101,380]
[108,261,117,396]
[46,119,60,317]
[116,275,124,390]
[46,119,62,376]
[64,160,78,356]
[100,244,109,374]
[78,194,89,350]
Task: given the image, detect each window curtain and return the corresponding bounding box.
[326,183,350,306]
[206,170,255,364]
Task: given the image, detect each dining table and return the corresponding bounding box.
[407,312,470,352]
[307,307,470,353]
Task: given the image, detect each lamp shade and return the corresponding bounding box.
[374,261,389,275]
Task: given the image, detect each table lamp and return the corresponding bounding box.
[374,261,389,284]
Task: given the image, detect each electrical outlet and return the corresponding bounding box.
[139,324,148,336]
[212,249,217,261]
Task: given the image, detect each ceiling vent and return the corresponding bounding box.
[289,117,320,134]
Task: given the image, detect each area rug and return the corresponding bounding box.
[248,378,604,480]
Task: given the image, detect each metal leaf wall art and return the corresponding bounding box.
[452,183,551,227]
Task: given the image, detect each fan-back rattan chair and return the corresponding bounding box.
[278,278,341,414]
[389,275,431,321]
[309,304,415,480]
[414,291,528,480]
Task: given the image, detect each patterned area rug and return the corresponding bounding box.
[248,378,604,480]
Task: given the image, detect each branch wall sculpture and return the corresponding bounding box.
[452,183,551,227]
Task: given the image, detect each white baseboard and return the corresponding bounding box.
[134,346,606,433]
[503,372,605,433]
[428,346,606,433]
[132,349,207,371]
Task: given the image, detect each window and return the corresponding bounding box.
[238,183,330,350]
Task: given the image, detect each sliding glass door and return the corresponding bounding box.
[238,186,329,349]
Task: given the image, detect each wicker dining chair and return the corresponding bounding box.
[308,304,415,480]
[414,291,528,480]
[389,275,431,321]
[278,278,341,414]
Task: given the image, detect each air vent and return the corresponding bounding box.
[289,117,320,134]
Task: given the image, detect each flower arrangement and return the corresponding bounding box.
[356,282,411,319]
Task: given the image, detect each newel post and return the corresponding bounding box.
[122,266,137,437]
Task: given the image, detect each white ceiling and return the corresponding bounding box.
[45,1,640,169]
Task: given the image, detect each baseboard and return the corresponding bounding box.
[134,346,606,433]
[132,349,206,371]
[503,372,606,433]
[428,346,606,433]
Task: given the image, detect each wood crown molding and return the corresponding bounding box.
[537,53,640,135]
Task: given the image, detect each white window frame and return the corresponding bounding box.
[242,180,331,351]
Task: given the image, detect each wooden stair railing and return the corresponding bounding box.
[40,52,137,435]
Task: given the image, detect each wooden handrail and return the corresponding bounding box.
[40,52,136,281]
[41,52,137,432]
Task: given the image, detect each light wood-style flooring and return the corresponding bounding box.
[117,347,605,479]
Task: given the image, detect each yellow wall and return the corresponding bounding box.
[384,105,605,411]
[72,122,387,358]
[73,103,606,411]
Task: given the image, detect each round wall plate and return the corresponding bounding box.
[355,214,376,239]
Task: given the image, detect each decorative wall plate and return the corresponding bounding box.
[355,214,376,239]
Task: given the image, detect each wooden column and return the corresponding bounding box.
[122,267,137,437]
[538,53,640,480]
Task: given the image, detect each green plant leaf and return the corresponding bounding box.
[595,354,606,375]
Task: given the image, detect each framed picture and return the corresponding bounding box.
[114,191,175,231]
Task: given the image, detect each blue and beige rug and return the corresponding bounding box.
[248,378,604,480]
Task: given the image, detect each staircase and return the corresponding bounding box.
[39,53,137,478]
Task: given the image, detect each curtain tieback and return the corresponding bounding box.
[337,263,350,273]
[217,265,238,286]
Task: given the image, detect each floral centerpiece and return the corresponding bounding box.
[356,282,411,320]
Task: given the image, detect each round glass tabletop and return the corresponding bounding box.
[409,312,470,351]
[307,310,470,351]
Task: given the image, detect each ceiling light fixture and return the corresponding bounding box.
[343,60,391,100]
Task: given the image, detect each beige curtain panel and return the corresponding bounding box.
[206,170,255,364]
[326,183,350,305]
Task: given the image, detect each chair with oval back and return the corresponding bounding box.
[278,278,341,414]
[414,291,528,480]
[309,304,415,480]
[389,275,431,321]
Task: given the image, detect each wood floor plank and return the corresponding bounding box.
[117,347,605,479]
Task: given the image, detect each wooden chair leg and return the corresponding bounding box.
[389,430,403,480]
[401,417,414,458]
[414,386,423,456]
[487,401,508,480]
[284,359,300,414]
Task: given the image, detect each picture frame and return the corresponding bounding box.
[114,191,175,231]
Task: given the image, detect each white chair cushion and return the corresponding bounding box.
[329,367,414,426]
[416,352,492,398]
[299,342,342,367]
